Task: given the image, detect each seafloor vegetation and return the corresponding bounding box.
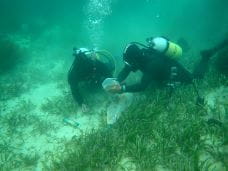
[48,72,227,171]
[0,100,41,170]
[0,66,227,170]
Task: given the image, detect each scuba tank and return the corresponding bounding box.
[95,49,116,75]
[146,37,182,60]
[128,36,182,60]
[124,37,182,69]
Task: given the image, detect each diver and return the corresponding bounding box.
[106,36,211,94]
[68,48,115,112]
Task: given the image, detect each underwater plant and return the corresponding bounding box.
[32,118,57,135]
[0,152,14,170]
[40,91,77,118]
[0,77,28,101]
[20,153,40,168]
[1,70,225,170]
[0,147,22,170]
[1,100,36,136]
[49,72,227,170]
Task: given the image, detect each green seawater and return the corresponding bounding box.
[1,0,228,51]
[0,0,227,170]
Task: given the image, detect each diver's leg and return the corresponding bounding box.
[193,38,228,79]
[201,38,228,60]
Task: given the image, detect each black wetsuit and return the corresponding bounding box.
[68,52,113,105]
[118,38,228,93]
[202,38,228,59]
[117,47,193,92]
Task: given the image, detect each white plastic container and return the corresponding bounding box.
[102,78,120,92]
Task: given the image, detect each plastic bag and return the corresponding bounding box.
[107,93,133,125]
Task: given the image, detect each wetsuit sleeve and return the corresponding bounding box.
[117,64,132,83]
[124,73,151,92]
[67,57,85,106]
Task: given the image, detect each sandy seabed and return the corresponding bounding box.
[0,32,106,170]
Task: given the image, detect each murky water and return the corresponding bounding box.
[0,0,227,170]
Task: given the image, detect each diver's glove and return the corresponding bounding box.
[108,84,122,93]
[102,78,124,94]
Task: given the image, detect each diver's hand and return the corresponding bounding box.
[107,84,122,94]
[81,103,89,113]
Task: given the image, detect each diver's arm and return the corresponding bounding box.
[123,74,151,92]
[117,64,132,83]
[174,62,193,82]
